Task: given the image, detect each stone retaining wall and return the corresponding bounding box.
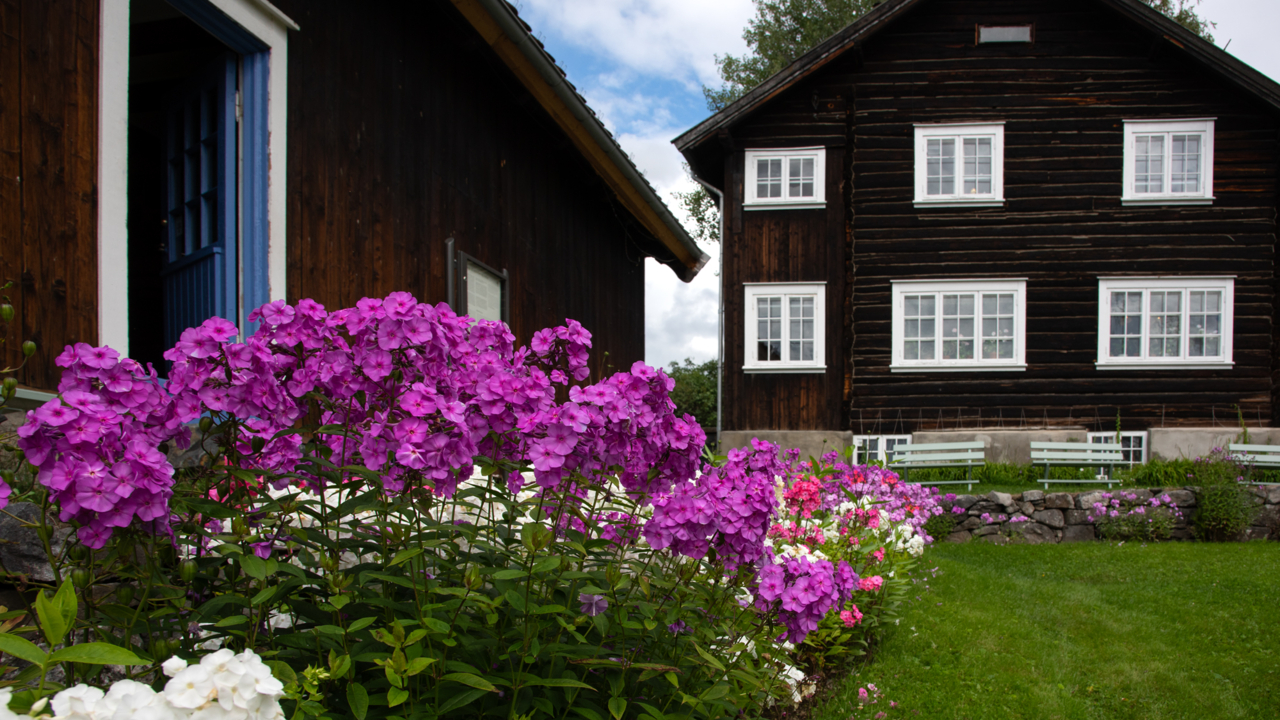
[941,486,1280,544]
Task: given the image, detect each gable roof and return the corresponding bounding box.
[449,0,709,283]
[674,0,1280,156]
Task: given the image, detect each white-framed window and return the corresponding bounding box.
[1096,277,1233,369]
[459,254,507,323]
[1088,431,1148,466]
[743,148,826,209]
[913,123,1005,208]
[853,435,913,465]
[891,279,1026,372]
[743,283,826,373]
[1122,119,1215,205]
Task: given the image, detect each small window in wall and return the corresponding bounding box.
[1122,119,1214,205]
[977,25,1034,44]
[459,254,508,323]
[743,148,826,209]
[853,435,913,465]
[1088,431,1148,466]
[913,123,1005,208]
[1096,277,1233,369]
[891,279,1026,372]
[743,283,825,373]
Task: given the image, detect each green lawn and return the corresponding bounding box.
[813,542,1280,720]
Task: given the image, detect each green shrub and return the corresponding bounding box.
[1188,447,1260,541]
[1123,457,1194,486]
[922,511,958,541]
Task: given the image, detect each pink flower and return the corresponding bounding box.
[858,576,884,592]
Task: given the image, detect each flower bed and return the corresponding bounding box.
[0,294,942,719]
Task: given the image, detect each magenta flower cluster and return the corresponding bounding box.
[18,294,705,548]
[755,555,861,642]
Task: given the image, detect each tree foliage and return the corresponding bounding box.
[667,357,718,430]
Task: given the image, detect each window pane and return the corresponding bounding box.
[962,137,993,195]
[1170,134,1201,193]
[788,157,815,198]
[466,262,504,322]
[1134,135,1165,194]
[1110,291,1142,358]
[757,158,783,199]
[941,293,975,360]
[927,139,955,195]
[1188,290,1222,357]
[1148,290,1182,358]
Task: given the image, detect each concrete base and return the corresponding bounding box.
[1147,427,1280,461]
[719,430,851,461]
[911,429,1089,465]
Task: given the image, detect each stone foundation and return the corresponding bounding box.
[940,486,1280,544]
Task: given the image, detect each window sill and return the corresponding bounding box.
[743,365,827,374]
[913,199,1005,209]
[743,202,826,211]
[1121,197,1214,206]
[1095,361,1232,370]
[891,363,1026,373]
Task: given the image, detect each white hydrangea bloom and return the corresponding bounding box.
[0,689,23,720]
[162,657,189,678]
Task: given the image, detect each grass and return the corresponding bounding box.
[813,541,1280,720]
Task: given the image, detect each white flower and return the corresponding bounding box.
[162,656,189,678]
[51,684,104,719]
[165,665,217,709]
[0,689,22,720]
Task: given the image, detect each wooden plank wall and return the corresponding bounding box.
[720,143,849,432]
[273,0,650,380]
[722,0,1280,432]
[0,0,100,391]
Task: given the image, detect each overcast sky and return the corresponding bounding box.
[514,0,1280,370]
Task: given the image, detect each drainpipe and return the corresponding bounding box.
[691,176,724,451]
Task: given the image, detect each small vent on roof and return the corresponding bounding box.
[977,25,1034,44]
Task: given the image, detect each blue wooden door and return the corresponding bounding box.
[162,52,238,349]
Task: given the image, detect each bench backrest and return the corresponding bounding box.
[1227,443,1280,464]
[891,441,985,465]
[1030,441,1123,464]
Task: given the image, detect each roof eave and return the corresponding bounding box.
[449,0,709,282]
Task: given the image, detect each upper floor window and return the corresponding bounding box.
[744,148,826,209]
[743,283,825,373]
[1096,277,1233,369]
[1122,119,1215,205]
[913,123,1005,208]
[891,279,1026,372]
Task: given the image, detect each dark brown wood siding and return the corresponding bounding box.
[273,0,649,379]
[721,143,849,432]
[719,0,1280,433]
[0,0,100,390]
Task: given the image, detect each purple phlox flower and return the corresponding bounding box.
[579,593,608,617]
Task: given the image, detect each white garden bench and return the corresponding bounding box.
[1029,441,1123,490]
[1226,443,1280,485]
[890,441,985,491]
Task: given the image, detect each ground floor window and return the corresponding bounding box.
[1087,431,1149,465]
[853,435,912,465]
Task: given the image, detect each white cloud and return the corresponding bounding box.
[517,0,754,87]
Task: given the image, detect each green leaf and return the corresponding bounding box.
[442,672,497,692]
[267,660,297,686]
[250,586,276,606]
[572,709,604,720]
[34,587,67,647]
[531,556,561,573]
[405,657,435,675]
[523,677,595,690]
[215,615,249,627]
[239,555,268,581]
[504,590,526,613]
[422,618,450,634]
[346,683,369,720]
[608,698,627,720]
[387,548,423,567]
[436,688,487,714]
[692,643,725,672]
[0,633,47,665]
[387,687,408,707]
[492,569,527,580]
[48,643,145,666]
[346,617,376,634]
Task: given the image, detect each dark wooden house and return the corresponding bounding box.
[1,0,707,397]
[676,0,1280,462]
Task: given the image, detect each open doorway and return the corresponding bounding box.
[127,0,238,373]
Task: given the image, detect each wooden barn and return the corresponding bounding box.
[676,0,1280,462]
[1,0,707,398]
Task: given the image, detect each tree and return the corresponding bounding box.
[679,0,1215,240]
[666,358,718,431]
